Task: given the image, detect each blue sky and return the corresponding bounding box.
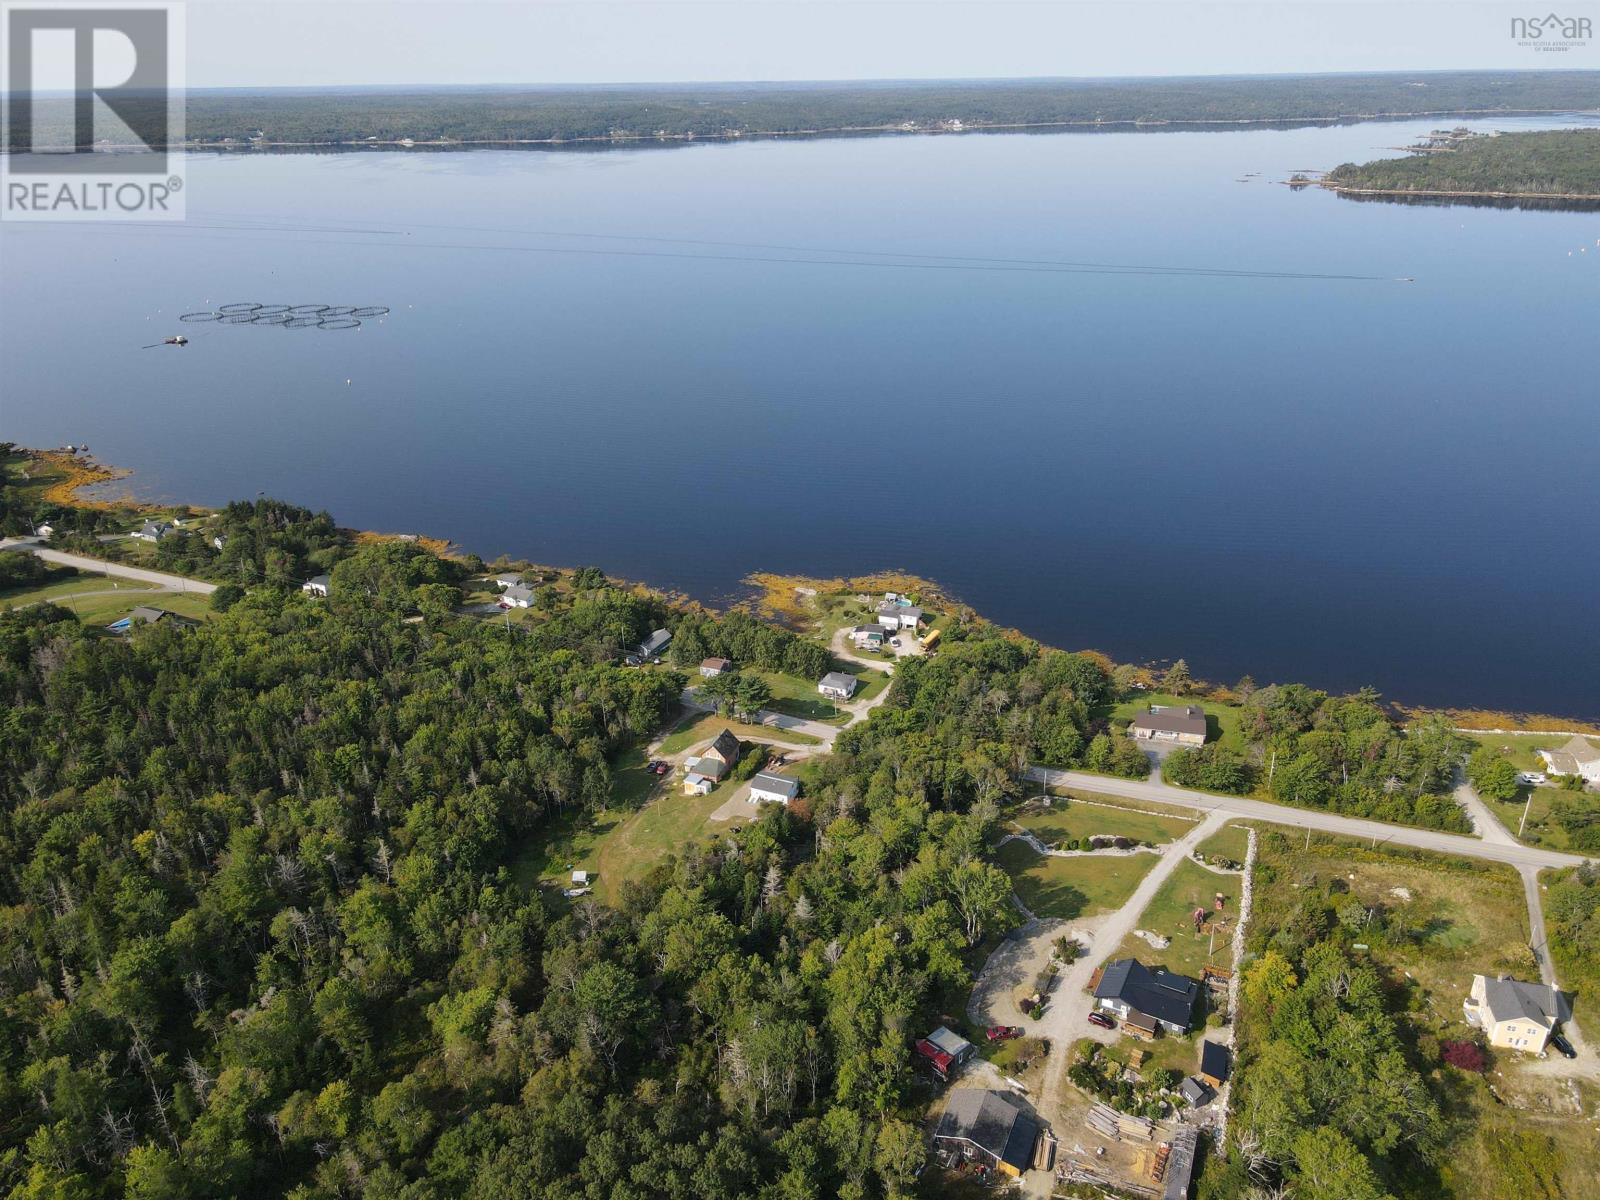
[186,1,1598,88]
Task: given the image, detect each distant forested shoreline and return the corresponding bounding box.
[8,70,1600,150]
[1325,127,1600,199]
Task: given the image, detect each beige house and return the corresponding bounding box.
[1127,704,1208,747]
[1463,974,1570,1053]
[1538,736,1600,787]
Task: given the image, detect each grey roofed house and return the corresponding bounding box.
[818,670,858,699]
[301,574,331,597]
[1538,736,1600,783]
[926,1025,975,1065]
[499,582,537,607]
[1179,1077,1211,1107]
[1127,704,1208,745]
[700,656,734,677]
[934,1089,1039,1176]
[637,628,672,658]
[749,772,800,802]
[1471,974,1572,1029]
[1093,958,1201,1033]
[133,519,171,541]
[492,573,524,588]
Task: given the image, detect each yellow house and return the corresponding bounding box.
[1463,974,1569,1053]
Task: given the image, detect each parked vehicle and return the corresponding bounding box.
[986,1025,1021,1041]
[652,762,671,776]
[1550,1034,1577,1059]
[1087,1011,1116,1030]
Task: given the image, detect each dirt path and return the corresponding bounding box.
[1453,770,1518,846]
[1019,812,1227,1197]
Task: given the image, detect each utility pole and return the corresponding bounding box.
[1518,789,1534,839]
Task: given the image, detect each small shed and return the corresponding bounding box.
[926,1025,976,1068]
[1199,1040,1231,1088]
[700,657,733,677]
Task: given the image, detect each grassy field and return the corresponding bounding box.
[1108,692,1246,751]
[1111,858,1240,980]
[748,668,883,724]
[658,712,820,755]
[1251,830,1531,1016]
[1010,796,1197,847]
[1459,731,1576,773]
[0,572,214,626]
[591,778,747,901]
[1195,823,1252,864]
[993,839,1158,921]
[1483,789,1577,851]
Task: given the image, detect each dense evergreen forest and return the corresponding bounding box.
[1160,685,1471,832]
[1326,129,1600,195]
[0,498,1127,1198]
[12,71,1599,149]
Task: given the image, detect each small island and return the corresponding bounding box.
[1321,127,1600,203]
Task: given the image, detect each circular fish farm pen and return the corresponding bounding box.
[174,303,390,331]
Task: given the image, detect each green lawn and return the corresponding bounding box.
[1458,731,1580,773]
[1010,796,1197,847]
[751,669,853,723]
[994,839,1158,921]
[1111,859,1239,980]
[1195,823,1252,864]
[592,778,745,901]
[658,712,820,755]
[1108,692,1246,751]
[0,572,213,626]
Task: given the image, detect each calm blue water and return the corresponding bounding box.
[3,116,1598,717]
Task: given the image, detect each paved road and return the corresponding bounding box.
[1023,812,1227,1198]
[0,538,216,595]
[1027,767,1590,872]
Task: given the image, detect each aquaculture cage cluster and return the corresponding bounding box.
[179,303,390,331]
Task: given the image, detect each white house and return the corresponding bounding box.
[571,869,590,886]
[700,657,734,678]
[818,671,858,701]
[492,573,524,589]
[132,520,171,542]
[1463,974,1570,1053]
[211,534,227,551]
[1538,737,1600,787]
[850,624,886,649]
[749,772,800,805]
[875,601,925,632]
[301,574,331,597]
[499,582,537,608]
[34,523,55,538]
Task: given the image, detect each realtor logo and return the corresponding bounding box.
[1510,12,1593,51]
[1,1,185,219]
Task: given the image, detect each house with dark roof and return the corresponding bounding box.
[1163,1126,1199,1200]
[698,729,742,778]
[105,607,197,635]
[1127,704,1208,747]
[934,1090,1039,1179]
[636,628,672,659]
[1179,1077,1212,1107]
[1464,974,1571,1053]
[499,582,537,608]
[131,519,171,543]
[1093,959,1201,1034]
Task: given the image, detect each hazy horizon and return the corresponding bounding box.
[180,1,1600,90]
